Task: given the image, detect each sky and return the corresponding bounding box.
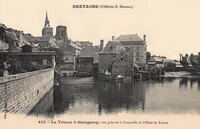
[1,0,200,60]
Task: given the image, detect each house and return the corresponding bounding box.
[98,41,131,77]
[188,53,200,66]
[147,56,166,69]
[80,41,93,48]
[5,31,22,52]
[24,12,57,50]
[24,35,58,49]
[21,44,33,53]
[59,51,75,71]
[115,34,147,65]
[75,46,100,77]
[0,40,8,51]
[174,61,184,71]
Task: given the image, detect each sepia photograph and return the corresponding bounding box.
[0,0,200,129]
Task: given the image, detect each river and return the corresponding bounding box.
[29,76,200,117]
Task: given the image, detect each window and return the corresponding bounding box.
[137,46,139,50]
[32,61,37,66]
[136,52,139,56]
[121,58,124,61]
[43,59,48,66]
[16,61,21,67]
[136,57,139,61]
[16,42,19,47]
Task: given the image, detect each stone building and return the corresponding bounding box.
[115,34,147,64]
[0,39,8,51]
[98,41,131,77]
[188,53,200,65]
[147,56,166,69]
[0,23,55,76]
[59,51,75,71]
[42,11,53,37]
[79,41,93,49]
[75,46,99,75]
[24,12,57,49]
[55,25,68,41]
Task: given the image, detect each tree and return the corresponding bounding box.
[198,52,200,65]
[190,53,194,64]
[164,62,176,72]
[179,53,189,67]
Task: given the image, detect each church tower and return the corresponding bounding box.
[55,25,68,41]
[42,11,53,37]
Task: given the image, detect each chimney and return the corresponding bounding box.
[112,36,115,41]
[143,35,146,43]
[100,39,104,52]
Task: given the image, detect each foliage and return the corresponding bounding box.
[164,62,176,72]
[48,48,64,66]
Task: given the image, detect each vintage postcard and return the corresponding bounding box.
[0,0,200,129]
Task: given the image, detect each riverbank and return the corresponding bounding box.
[163,71,192,77]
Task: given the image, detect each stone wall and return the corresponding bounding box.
[112,62,131,77]
[123,44,147,64]
[75,57,94,73]
[59,63,74,71]
[98,53,115,74]
[0,68,54,115]
[28,88,54,118]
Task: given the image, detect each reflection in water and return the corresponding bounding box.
[54,81,75,114]
[29,88,54,118]
[53,78,146,115]
[97,81,145,114]
[179,77,200,90]
[179,77,189,87]
[30,77,200,117]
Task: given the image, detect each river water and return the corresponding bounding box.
[29,77,200,117]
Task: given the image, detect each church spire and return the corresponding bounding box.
[44,11,50,27]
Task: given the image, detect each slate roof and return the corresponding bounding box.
[79,46,99,63]
[148,56,165,62]
[31,36,50,42]
[6,31,18,41]
[27,36,64,48]
[100,41,125,54]
[115,34,145,45]
[115,34,143,41]
[49,37,58,48]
